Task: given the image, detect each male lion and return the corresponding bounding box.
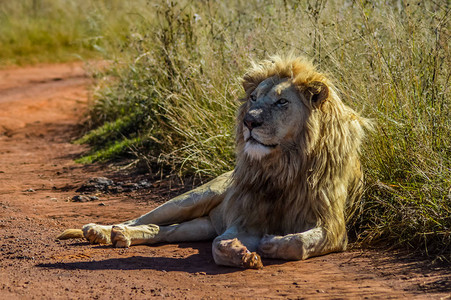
[58,55,370,269]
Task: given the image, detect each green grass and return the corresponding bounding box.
[4,0,450,260]
[0,0,148,66]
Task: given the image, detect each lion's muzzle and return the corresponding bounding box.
[243,109,263,130]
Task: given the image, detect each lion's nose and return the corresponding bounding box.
[244,113,263,130]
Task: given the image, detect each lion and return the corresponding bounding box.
[57,55,370,269]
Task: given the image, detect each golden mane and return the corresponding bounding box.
[242,55,329,96]
[225,55,370,251]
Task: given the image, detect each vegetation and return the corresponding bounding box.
[0,0,149,66]
[2,1,449,260]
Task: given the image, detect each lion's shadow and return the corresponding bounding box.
[37,241,284,275]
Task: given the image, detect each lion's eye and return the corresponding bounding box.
[276,98,289,106]
[250,95,257,102]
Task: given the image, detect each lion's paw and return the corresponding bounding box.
[214,238,263,269]
[257,234,280,258]
[82,223,112,244]
[242,251,263,269]
[111,225,131,248]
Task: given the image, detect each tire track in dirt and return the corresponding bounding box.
[0,63,449,299]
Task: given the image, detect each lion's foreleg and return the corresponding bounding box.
[212,227,263,269]
[110,217,217,248]
[258,227,339,260]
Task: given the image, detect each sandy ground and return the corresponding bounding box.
[0,63,449,299]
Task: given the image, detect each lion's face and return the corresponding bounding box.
[241,76,309,160]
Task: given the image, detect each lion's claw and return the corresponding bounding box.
[242,251,263,269]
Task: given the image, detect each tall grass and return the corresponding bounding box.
[82,0,449,259]
[4,1,449,259]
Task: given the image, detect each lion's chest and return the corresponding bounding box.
[226,186,316,235]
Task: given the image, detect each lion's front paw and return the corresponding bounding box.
[258,234,306,260]
[111,225,131,248]
[257,234,280,258]
[82,223,112,244]
[242,251,263,269]
[214,238,264,269]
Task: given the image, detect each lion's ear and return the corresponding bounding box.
[242,75,257,95]
[304,81,329,108]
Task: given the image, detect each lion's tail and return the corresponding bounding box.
[56,229,84,240]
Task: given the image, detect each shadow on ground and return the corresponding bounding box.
[36,241,290,276]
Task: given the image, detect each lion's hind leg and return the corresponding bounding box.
[124,171,231,227]
[56,172,231,244]
[110,217,217,248]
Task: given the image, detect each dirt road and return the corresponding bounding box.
[0,63,449,299]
